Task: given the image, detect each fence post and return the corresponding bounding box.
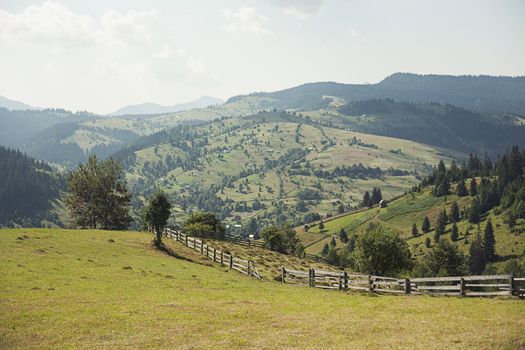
[404,278,411,295]
[338,275,343,290]
[308,268,315,287]
[282,267,286,283]
[229,255,233,269]
[220,251,224,265]
[185,235,188,246]
[509,275,515,297]
[247,260,251,276]
[200,241,204,255]
[368,275,373,293]
[343,271,348,291]
[213,248,216,262]
[459,277,465,297]
[206,245,209,257]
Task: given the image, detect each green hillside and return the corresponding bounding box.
[117,111,461,227]
[1,228,524,349]
[297,186,525,272]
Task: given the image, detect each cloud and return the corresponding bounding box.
[272,0,325,20]
[0,1,95,47]
[223,6,269,34]
[0,2,209,83]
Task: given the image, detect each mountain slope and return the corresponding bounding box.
[296,186,525,273]
[110,96,224,116]
[0,147,64,227]
[115,110,462,228]
[230,73,525,115]
[0,95,41,111]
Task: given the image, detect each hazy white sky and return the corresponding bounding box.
[0,0,524,114]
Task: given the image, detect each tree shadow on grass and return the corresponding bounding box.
[154,241,196,263]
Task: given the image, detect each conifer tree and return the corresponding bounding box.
[319,220,325,231]
[425,237,431,248]
[470,178,478,196]
[330,237,337,247]
[468,197,482,223]
[450,223,459,241]
[371,187,383,205]
[422,216,431,233]
[321,243,330,256]
[411,222,419,237]
[483,219,496,262]
[450,201,460,223]
[469,232,486,274]
[436,209,447,236]
[456,178,468,197]
[362,191,371,207]
[339,228,348,243]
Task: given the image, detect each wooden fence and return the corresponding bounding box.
[282,267,525,298]
[224,234,265,249]
[165,229,262,279]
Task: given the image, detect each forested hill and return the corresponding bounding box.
[229,73,525,115]
[337,99,525,153]
[0,147,64,227]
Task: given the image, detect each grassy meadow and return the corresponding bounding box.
[1,228,525,349]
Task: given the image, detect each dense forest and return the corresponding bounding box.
[338,99,525,153]
[424,146,525,227]
[0,147,64,227]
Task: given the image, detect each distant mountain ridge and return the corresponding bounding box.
[0,95,41,111]
[228,73,525,115]
[110,96,224,116]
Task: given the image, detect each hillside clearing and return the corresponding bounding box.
[1,228,524,349]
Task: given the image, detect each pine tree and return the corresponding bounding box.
[339,228,349,243]
[450,223,459,241]
[411,222,419,237]
[470,178,478,196]
[330,236,337,247]
[321,243,330,256]
[362,191,371,207]
[425,237,431,248]
[319,220,325,231]
[483,219,496,262]
[450,201,460,223]
[435,209,447,236]
[371,187,383,205]
[422,216,431,233]
[469,232,486,274]
[456,178,468,197]
[468,197,482,223]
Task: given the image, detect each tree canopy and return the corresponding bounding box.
[65,155,131,229]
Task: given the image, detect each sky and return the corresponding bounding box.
[0,0,524,114]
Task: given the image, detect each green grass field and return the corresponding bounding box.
[1,228,524,349]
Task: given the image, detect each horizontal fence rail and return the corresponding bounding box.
[165,229,262,280]
[282,267,525,298]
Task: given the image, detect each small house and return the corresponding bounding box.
[379,199,387,208]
